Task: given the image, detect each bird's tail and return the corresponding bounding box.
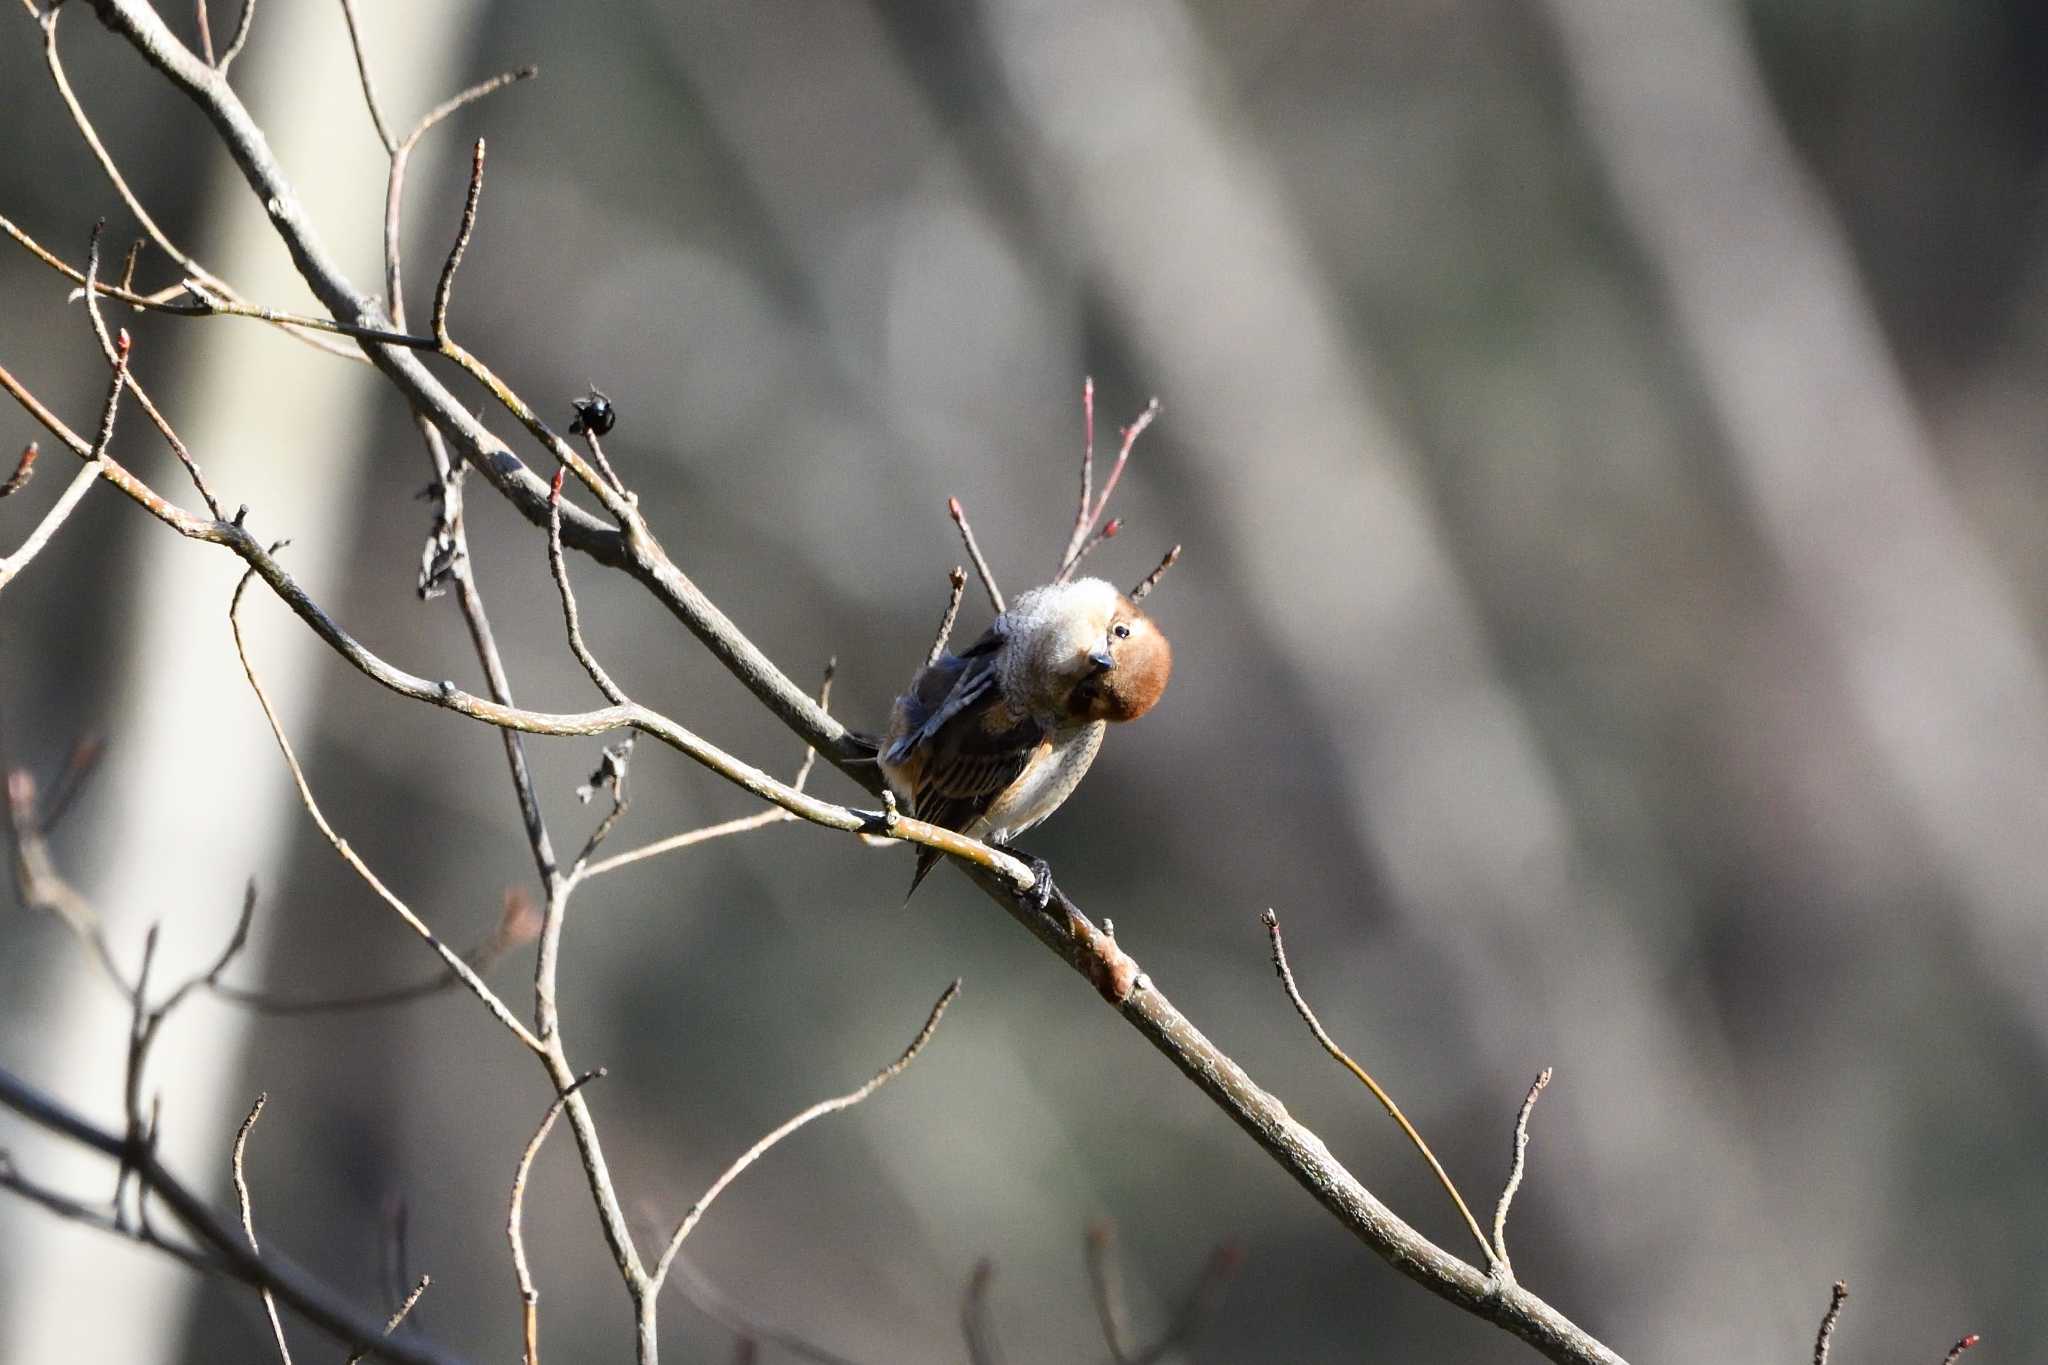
[904,845,944,903]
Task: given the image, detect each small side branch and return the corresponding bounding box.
[431,140,486,347]
[1813,1281,1847,1365]
[232,1093,294,1365]
[1491,1067,1553,1279]
[1127,544,1180,604]
[927,566,967,666]
[547,469,627,705]
[948,497,1004,613]
[1940,1336,1983,1365]
[1262,910,1494,1269]
[510,1069,605,1365]
[1057,392,1159,581]
[345,1275,433,1365]
[647,980,961,1293]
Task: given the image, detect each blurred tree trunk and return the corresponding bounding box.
[0,4,485,1360]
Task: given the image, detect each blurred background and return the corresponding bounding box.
[4,1,2047,1361]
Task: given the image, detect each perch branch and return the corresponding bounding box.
[510,1069,604,1365]
[1813,1281,1847,1365]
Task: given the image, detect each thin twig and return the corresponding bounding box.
[1058,395,1158,580]
[0,1065,469,1365]
[948,497,1004,613]
[547,469,627,704]
[927,567,968,666]
[1127,544,1180,604]
[233,1093,294,1365]
[1067,376,1096,571]
[431,140,485,347]
[336,0,397,154]
[648,981,961,1292]
[346,1275,433,1365]
[510,1069,604,1365]
[217,0,255,72]
[82,224,226,517]
[0,214,431,348]
[1262,910,1495,1269]
[1940,1335,1982,1365]
[403,67,538,155]
[229,563,544,1054]
[1491,1067,1553,1278]
[0,457,99,594]
[1,440,35,497]
[195,0,214,64]
[1813,1281,1848,1365]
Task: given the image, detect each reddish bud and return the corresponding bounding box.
[1963,1336,1980,1349]
[947,495,964,520]
[116,329,132,356]
[550,467,566,500]
[1101,518,1121,539]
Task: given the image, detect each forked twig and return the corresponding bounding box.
[1058,389,1159,580]
[1262,910,1494,1269]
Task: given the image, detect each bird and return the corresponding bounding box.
[879,576,1172,905]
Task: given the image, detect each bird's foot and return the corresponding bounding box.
[996,843,1056,914]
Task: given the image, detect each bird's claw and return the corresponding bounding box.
[1026,857,1056,914]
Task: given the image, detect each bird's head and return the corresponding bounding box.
[1011,578,1172,723]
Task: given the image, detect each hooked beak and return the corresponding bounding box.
[1087,647,1115,671]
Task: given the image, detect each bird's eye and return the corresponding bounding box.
[1112,623,1132,640]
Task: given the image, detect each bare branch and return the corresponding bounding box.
[335,0,397,154]
[403,66,537,155]
[1126,544,1180,604]
[1058,395,1157,580]
[927,567,968,665]
[1813,1281,1848,1365]
[81,223,226,517]
[948,496,1004,613]
[1491,1067,1553,1278]
[1262,910,1494,1268]
[0,457,99,595]
[0,1066,470,1365]
[510,1069,604,1365]
[194,0,214,64]
[229,563,545,1055]
[1,440,35,497]
[346,1275,433,1365]
[1940,1335,1982,1365]
[232,1093,294,1364]
[432,140,485,346]
[547,469,627,705]
[647,980,961,1292]
[216,0,254,72]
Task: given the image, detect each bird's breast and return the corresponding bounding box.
[982,721,1107,843]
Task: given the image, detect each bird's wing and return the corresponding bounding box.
[884,619,1007,765]
[904,700,1046,899]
